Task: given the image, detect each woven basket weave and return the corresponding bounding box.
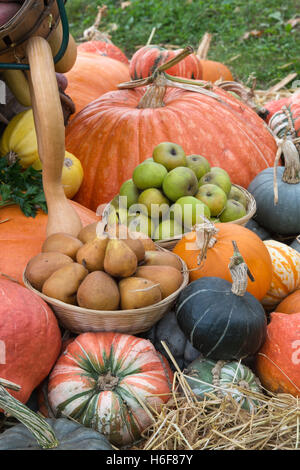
[23,251,189,335]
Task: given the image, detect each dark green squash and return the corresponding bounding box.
[185,357,262,412]
[142,310,200,370]
[0,379,112,450]
[175,242,267,360]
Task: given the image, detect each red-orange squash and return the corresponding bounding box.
[199,59,233,82]
[77,40,129,64]
[66,83,277,210]
[47,331,173,446]
[0,278,61,404]
[65,51,130,119]
[256,312,300,397]
[173,223,273,301]
[129,45,203,80]
[275,289,300,314]
[0,201,99,284]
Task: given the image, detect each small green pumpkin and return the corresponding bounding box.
[185,358,262,412]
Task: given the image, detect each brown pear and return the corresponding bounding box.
[42,232,83,260]
[42,263,88,305]
[129,231,157,251]
[104,239,137,278]
[143,251,182,271]
[77,271,120,310]
[25,252,73,292]
[76,235,109,271]
[119,277,162,310]
[122,237,145,262]
[134,265,183,299]
[77,222,102,244]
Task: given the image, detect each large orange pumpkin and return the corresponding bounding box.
[275,289,300,314]
[262,240,300,309]
[256,312,300,397]
[0,201,99,284]
[0,278,62,404]
[199,59,233,82]
[65,51,130,119]
[65,81,277,211]
[172,223,273,301]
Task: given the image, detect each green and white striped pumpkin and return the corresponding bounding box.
[185,358,262,413]
[47,332,173,447]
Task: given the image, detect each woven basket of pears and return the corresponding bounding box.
[23,234,189,335]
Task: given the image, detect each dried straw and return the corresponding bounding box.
[130,344,300,450]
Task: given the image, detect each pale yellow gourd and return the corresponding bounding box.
[26,36,82,237]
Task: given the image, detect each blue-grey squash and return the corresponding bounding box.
[245,219,271,241]
[175,242,267,361]
[247,139,300,235]
[0,380,112,450]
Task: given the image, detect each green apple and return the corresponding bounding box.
[210,217,220,223]
[228,186,247,209]
[127,213,156,238]
[119,179,140,208]
[110,195,120,209]
[138,188,170,219]
[152,142,186,171]
[186,154,211,180]
[141,157,154,163]
[195,183,227,217]
[199,170,231,196]
[210,167,230,178]
[154,219,184,241]
[133,161,167,190]
[171,196,211,230]
[162,167,199,202]
[106,206,128,227]
[219,199,247,222]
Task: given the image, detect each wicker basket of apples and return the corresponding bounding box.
[106,142,256,250]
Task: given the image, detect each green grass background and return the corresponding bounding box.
[66,0,300,88]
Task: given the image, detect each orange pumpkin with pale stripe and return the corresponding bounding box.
[262,240,300,308]
[47,332,173,446]
[173,223,273,301]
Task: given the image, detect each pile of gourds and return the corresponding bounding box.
[1,33,300,451]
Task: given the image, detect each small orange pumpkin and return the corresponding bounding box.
[262,240,300,309]
[173,223,273,301]
[256,311,300,397]
[199,59,233,82]
[275,289,300,314]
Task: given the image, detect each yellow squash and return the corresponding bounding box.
[32,152,84,199]
[1,108,84,199]
[0,109,38,167]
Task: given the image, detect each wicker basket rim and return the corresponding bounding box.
[23,252,189,317]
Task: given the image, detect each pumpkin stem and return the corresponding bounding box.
[194,217,219,268]
[229,241,255,296]
[97,371,119,391]
[0,383,59,449]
